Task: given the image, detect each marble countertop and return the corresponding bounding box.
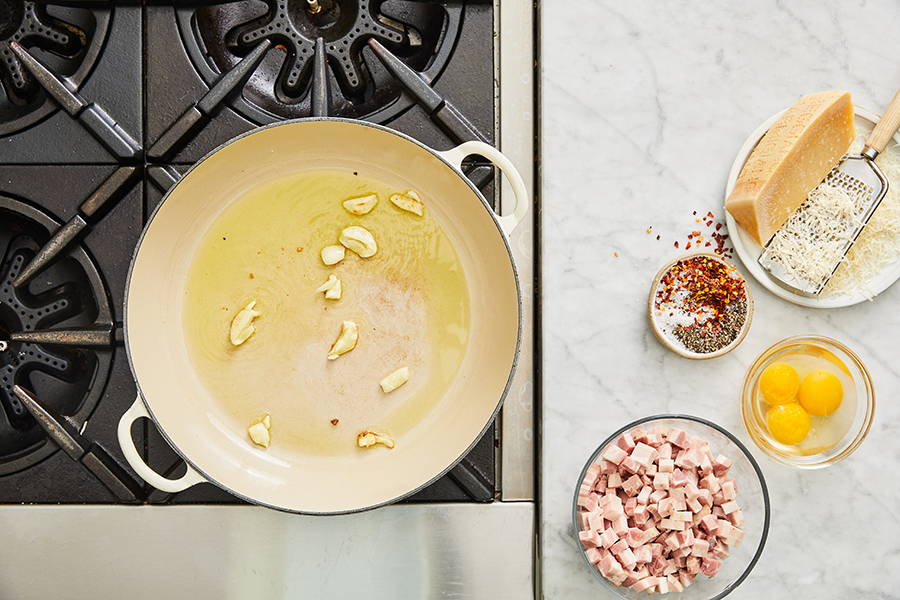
[540,2,900,598]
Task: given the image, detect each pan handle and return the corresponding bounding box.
[117,396,206,493]
[438,141,529,236]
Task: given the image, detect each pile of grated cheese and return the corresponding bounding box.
[762,123,900,300]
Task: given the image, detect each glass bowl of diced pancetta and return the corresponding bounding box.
[572,415,770,599]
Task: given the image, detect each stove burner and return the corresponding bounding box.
[0,196,112,475]
[0,2,109,136]
[178,0,461,123]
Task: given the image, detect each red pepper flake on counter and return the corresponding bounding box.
[330,418,340,426]
[652,210,733,259]
[654,256,748,354]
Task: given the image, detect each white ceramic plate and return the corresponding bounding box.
[724,107,900,308]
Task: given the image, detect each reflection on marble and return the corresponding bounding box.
[540,1,900,598]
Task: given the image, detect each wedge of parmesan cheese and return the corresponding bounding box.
[726,90,855,244]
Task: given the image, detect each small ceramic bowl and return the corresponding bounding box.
[572,415,770,599]
[648,253,754,359]
[741,335,875,468]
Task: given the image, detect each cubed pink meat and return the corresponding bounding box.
[634,565,650,579]
[659,518,686,531]
[583,463,601,487]
[712,505,725,518]
[646,504,660,520]
[716,519,734,539]
[606,472,622,488]
[687,497,703,513]
[594,475,608,493]
[645,463,658,476]
[630,442,656,467]
[616,431,636,452]
[631,427,647,442]
[671,510,693,522]
[623,474,643,496]
[720,500,740,515]
[668,429,689,448]
[619,547,638,570]
[587,511,605,531]
[649,489,668,503]
[610,538,629,555]
[652,472,670,490]
[699,452,713,474]
[602,444,628,465]
[599,460,618,475]
[598,554,627,585]
[664,534,680,552]
[648,542,663,558]
[641,525,661,544]
[578,512,591,530]
[633,505,649,525]
[669,488,687,511]
[649,555,668,577]
[700,473,721,493]
[675,528,694,547]
[691,539,709,557]
[630,577,656,593]
[620,456,643,475]
[699,488,713,507]
[612,516,629,536]
[700,514,719,534]
[712,453,732,475]
[633,545,652,564]
[577,493,598,512]
[712,491,726,505]
[721,479,736,501]
[657,576,670,593]
[600,527,619,548]
[686,556,701,575]
[657,497,674,518]
[579,529,601,549]
[625,527,645,548]
[584,547,603,565]
[645,431,663,446]
[637,485,652,505]
[679,570,694,588]
[700,557,722,577]
[657,443,673,460]
[667,573,684,592]
[728,509,744,527]
[657,458,675,473]
[670,468,688,487]
[621,573,640,588]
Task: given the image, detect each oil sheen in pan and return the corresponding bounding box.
[182,169,470,456]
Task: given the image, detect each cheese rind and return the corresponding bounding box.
[726,90,855,244]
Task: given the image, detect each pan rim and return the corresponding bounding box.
[124,117,524,514]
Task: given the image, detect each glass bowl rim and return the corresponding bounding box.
[571,413,771,600]
[740,335,875,468]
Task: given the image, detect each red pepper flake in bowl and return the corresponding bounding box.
[652,255,750,356]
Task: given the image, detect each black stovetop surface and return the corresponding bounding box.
[0,0,497,505]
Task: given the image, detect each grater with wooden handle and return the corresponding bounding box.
[759,89,900,296]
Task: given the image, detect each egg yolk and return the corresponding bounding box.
[798,369,843,416]
[759,362,800,405]
[766,403,811,445]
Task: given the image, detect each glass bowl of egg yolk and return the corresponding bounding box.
[741,336,874,468]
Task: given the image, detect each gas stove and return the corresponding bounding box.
[0,0,535,595]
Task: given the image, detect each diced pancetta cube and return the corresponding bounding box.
[598,554,628,585]
[667,574,684,592]
[721,479,736,501]
[649,489,668,503]
[712,491,726,506]
[600,527,619,548]
[577,493,598,512]
[619,548,638,570]
[700,557,722,577]
[728,509,744,527]
[699,488,713,507]
[606,472,623,488]
[585,547,603,565]
[587,511,605,531]
[616,432,636,452]
[641,525,661,543]
[578,512,591,530]
[671,511,693,522]
[630,577,656,593]
[679,570,694,588]
[599,460,618,475]
[691,539,709,557]
[685,556,700,575]
[664,534,680,552]
[623,474,643,496]
[700,473,721,493]
[602,444,628,465]
[633,505,649,525]
[645,463,658,476]
[712,453,732,475]
[583,463,601,487]
[620,456,643,475]
[648,542,663,558]
[610,538,629,555]
[668,429,689,448]
[700,514,719,534]
[630,443,656,467]
[634,565,650,579]
[579,529,602,549]
[670,468,688,487]
[645,431,663,446]
[631,427,647,442]
[712,505,725,518]
[687,497,702,513]
[625,497,638,517]
[659,518,686,531]
[668,488,687,511]
[633,545,652,564]
[720,500,740,515]
[657,443,673,460]
[715,519,734,539]
[658,458,675,473]
[637,485,652,505]
[625,527,645,548]
[675,528,694,548]
[657,497,675,518]
[653,472,670,490]
[612,516,629,536]
[621,573,640,588]
[646,504,660,520]
[657,576,670,593]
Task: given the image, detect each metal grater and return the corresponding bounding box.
[759,90,900,296]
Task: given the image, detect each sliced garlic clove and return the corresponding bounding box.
[357,430,395,449]
[339,225,378,258]
[316,274,342,300]
[342,193,378,216]
[389,191,424,216]
[380,367,410,394]
[248,413,272,448]
[327,320,358,360]
[321,245,346,266]
[230,300,261,346]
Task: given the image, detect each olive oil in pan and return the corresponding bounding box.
[183,169,470,456]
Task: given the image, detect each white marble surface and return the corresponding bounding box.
[540,2,900,598]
